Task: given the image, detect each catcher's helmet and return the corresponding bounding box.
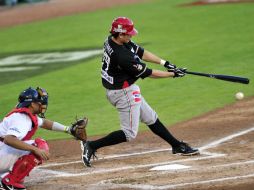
[110,17,138,36]
[17,87,48,108]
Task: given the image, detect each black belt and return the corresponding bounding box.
[0,137,3,142]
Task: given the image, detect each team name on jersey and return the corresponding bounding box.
[9,127,21,134]
[104,40,114,55]
[101,69,113,84]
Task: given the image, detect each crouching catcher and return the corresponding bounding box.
[0,87,88,190]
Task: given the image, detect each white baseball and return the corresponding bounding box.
[235,92,244,100]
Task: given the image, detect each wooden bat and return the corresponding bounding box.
[185,71,250,84]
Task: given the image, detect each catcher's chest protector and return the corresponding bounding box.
[5,108,38,141]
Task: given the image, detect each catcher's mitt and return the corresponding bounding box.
[70,116,88,141]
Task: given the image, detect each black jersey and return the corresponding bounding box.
[101,36,152,90]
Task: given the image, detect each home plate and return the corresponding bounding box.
[150,164,191,171]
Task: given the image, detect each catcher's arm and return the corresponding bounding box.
[41,116,88,141]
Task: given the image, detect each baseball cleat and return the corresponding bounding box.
[172,142,199,156]
[0,181,4,190]
[80,141,97,167]
[0,180,26,190]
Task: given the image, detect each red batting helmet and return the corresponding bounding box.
[110,17,138,36]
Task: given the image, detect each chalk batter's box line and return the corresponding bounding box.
[39,126,254,169]
[29,126,254,181]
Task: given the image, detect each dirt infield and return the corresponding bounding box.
[26,97,254,190]
[1,0,254,189]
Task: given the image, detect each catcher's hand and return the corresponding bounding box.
[69,116,88,141]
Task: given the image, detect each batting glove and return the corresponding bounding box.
[164,61,176,70]
[169,68,187,78]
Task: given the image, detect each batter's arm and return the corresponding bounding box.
[142,50,176,70]
[142,50,161,64]
[149,70,175,78]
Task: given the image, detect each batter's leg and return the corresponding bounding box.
[140,96,181,147]
[140,97,199,156]
[81,85,142,167]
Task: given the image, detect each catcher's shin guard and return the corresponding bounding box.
[2,138,49,189]
[2,154,41,189]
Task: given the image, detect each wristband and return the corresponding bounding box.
[160,59,166,66]
[52,122,69,133]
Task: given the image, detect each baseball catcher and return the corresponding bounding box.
[0,87,88,190]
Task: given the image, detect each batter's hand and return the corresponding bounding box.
[169,68,187,78]
[164,61,176,70]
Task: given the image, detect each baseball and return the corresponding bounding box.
[235,92,244,100]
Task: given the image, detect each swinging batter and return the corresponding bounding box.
[81,17,199,167]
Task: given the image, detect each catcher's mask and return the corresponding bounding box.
[17,87,49,118]
[110,17,138,36]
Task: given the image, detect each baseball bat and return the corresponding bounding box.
[185,71,250,84]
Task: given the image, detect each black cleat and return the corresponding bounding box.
[172,142,199,156]
[80,141,97,167]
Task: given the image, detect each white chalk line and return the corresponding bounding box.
[39,150,220,169]
[98,173,254,190]
[35,168,70,176]
[39,148,171,168]
[39,126,254,169]
[137,159,254,178]
[199,126,254,151]
[102,159,254,181]
[211,159,254,168]
[28,152,224,182]
[29,126,254,187]
[49,153,225,177]
[93,159,254,189]
[93,126,254,189]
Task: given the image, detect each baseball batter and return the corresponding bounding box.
[81,17,199,167]
[0,87,86,190]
